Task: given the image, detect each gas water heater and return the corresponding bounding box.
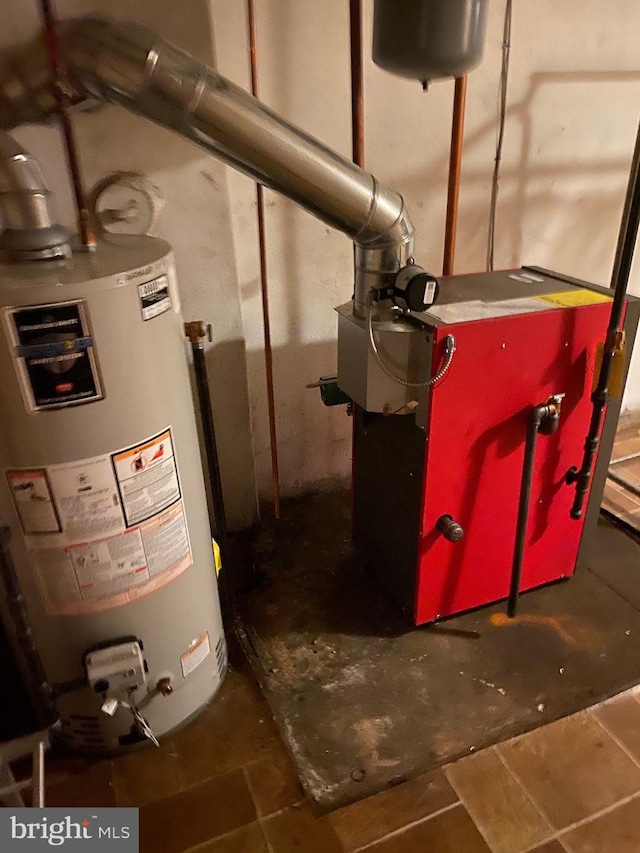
[0,137,226,752]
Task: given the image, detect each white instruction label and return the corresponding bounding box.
[138,274,172,321]
[68,528,148,599]
[140,501,191,577]
[112,430,180,527]
[10,427,192,616]
[6,469,61,535]
[426,297,556,325]
[181,632,211,678]
[47,455,124,539]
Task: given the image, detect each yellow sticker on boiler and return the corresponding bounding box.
[535,289,613,308]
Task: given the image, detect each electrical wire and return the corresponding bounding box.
[486,0,513,271]
[367,294,456,389]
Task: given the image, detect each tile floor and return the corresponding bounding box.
[24,657,640,853]
[602,414,640,531]
[9,416,640,852]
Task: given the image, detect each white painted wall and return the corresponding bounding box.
[2,1,640,524]
[211,0,640,505]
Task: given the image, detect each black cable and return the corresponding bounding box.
[487,0,513,271]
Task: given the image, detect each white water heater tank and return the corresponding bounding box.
[0,234,226,753]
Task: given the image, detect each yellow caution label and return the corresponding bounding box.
[536,289,613,308]
[212,538,222,576]
[592,339,627,399]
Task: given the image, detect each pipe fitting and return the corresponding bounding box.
[155,677,173,697]
[537,394,564,436]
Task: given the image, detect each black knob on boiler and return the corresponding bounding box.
[436,514,464,543]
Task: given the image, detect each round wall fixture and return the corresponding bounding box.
[89,172,163,236]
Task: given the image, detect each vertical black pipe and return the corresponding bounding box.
[570,119,640,518]
[185,324,234,621]
[0,519,57,727]
[508,409,545,618]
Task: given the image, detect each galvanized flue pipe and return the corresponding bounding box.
[0,16,414,319]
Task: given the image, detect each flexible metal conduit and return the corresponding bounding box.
[0,16,414,316]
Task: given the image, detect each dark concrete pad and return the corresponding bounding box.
[239,492,640,810]
[585,516,640,610]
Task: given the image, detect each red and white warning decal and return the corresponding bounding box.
[8,427,192,616]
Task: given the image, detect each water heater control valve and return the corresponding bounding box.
[85,640,147,696]
[393,264,439,313]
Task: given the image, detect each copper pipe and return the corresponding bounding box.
[38,0,95,249]
[349,0,364,168]
[247,0,281,519]
[442,75,467,276]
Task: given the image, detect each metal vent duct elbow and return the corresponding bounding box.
[0,16,414,312]
[0,131,69,260]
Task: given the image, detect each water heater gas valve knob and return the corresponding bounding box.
[85,639,147,696]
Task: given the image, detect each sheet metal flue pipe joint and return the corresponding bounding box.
[0,17,414,317]
[0,131,70,260]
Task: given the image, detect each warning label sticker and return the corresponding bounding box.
[138,274,172,321]
[47,456,124,540]
[8,427,192,616]
[111,430,181,527]
[535,289,613,308]
[139,501,191,578]
[180,632,211,678]
[5,469,61,535]
[68,528,147,599]
[426,288,613,325]
[427,297,548,325]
